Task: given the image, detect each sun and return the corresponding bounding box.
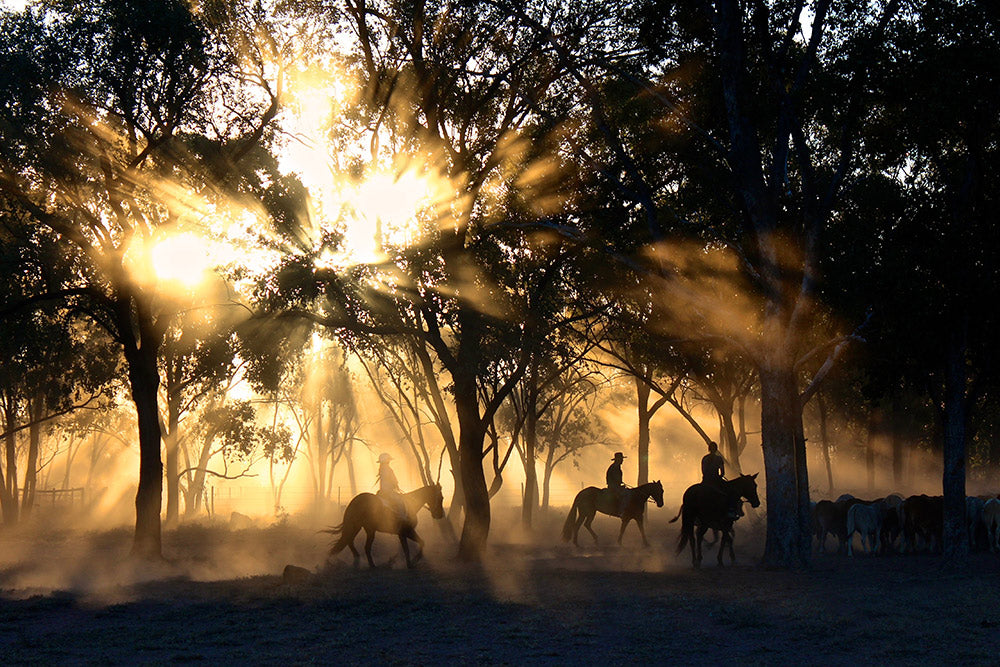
[150,233,214,288]
[339,169,437,263]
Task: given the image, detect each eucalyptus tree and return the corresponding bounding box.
[497,0,908,567]
[839,0,1000,557]
[0,208,118,524]
[255,0,610,558]
[0,0,288,556]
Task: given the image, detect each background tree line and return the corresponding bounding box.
[0,0,997,567]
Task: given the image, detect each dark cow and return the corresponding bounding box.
[902,494,943,553]
[813,500,847,553]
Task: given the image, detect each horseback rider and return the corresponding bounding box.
[376,453,409,523]
[701,441,741,520]
[607,452,629,515]
[701,441,725,489]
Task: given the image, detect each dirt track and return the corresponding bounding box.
[1,517,998,664]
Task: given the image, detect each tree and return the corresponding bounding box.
[0,204,117,524]
[0,0,286,556]
[256,0,606,558]
[513,0,906,567]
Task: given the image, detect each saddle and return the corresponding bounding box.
[602,486,630,516]
[700,481,742,521]
[377,492,411,524]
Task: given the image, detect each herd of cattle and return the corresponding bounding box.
[812,493,1000,555]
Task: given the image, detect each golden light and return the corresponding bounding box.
[150,233,213,288]
[338,169,437,263]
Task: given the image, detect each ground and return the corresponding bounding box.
[1,509,998,664]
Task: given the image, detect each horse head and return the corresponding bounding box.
[428,483,446,519]
[740,473,761,508]
[649,480,664,507]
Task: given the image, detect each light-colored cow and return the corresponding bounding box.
[847,502,882,556]
[983,499,1000,553]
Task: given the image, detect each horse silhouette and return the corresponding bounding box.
[562,481,664,547]
[670,473,760,567]
[325,483,445,568]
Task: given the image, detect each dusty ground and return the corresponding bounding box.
[1,509,998,665]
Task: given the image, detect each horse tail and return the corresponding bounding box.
[321,522,345,537]
[562,497,580,542]
[668,504,683,523]
[676,511,691,555]
[322,522,350,555]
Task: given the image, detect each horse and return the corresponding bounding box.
[561,481,664,547]
[325,483,445,568]
[670,473,760,568]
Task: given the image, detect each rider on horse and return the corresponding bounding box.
[377,453,410,524]
[701,441,741,520]
[607,452,629,515]
[701,441,725,488]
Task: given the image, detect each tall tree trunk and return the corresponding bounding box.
[635,377,651,486]
[346,440,357,497]
[541,445,556,511]
[1,395,19,525]
[759,363,810,568]
[125,341,164,559]
[718,401,742,475]
[817,393,834,493]
[942,317,969,559]
[21,399,43,516]
[455,374,489,560]
[866,408,880,494]
[521,394,539,528]
[890,397,904,489]
[164,397,180,525]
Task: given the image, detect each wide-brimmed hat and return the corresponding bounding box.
[379,453,393,463]
[612,452,626,460]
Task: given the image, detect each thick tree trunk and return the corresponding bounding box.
[942,320,969,559]
[451,304,495,560]
[759,364,810,568]
[126,344,164,559]
[455,375,489,559]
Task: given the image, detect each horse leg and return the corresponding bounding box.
[347,540,361,567]
[364,528,377,568]
[583,513,599,545]
[636,515,650,548]
[695,525,709,567]
[728,529,736,564]
[717,531,728,566]
[399,533,412,568]
[617,517,630,545]
[411,530,425,565]
[572,511,585,547]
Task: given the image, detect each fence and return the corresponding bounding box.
[34,487,85,507]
